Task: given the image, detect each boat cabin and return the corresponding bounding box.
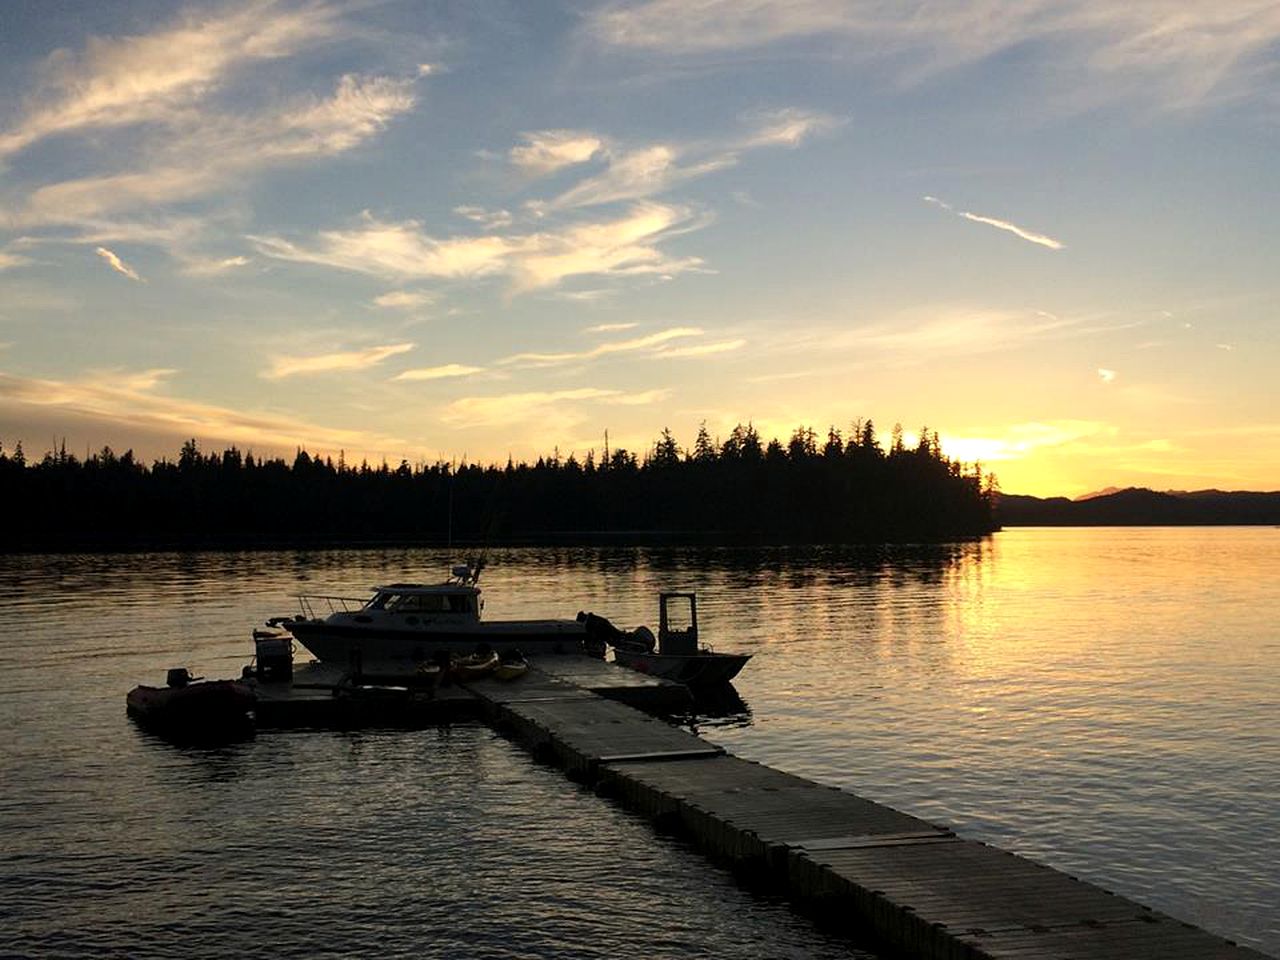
[363,583,482,620]
[658,592,698,655]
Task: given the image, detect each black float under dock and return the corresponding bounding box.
[250,656,1271,960]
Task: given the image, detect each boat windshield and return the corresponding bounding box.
[366,591,474,614]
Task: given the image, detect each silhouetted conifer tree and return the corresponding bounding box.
[0,419,996,549]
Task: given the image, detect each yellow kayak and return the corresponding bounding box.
[451,649,499,682]
[494,655,529,682]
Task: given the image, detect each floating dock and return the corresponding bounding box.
[247,655,1271,960]
[248,652,692,727]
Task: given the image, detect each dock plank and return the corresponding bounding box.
[462,668,594,704]
[598,754,952,868]
[495,696,722,778]
[963,918,1261,960]
[525,653,693,711]
[788,839,1270,959]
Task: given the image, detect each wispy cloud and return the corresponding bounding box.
[0,367,408,456]
[94,246,144,281]
[0,0,344,158]
[512,204,707,290]
[500,327,702,367]
[529,110,838,212]
[586,1,1280,112]
[584,322,637,333]
[1098,367,1117,383]
[959,212,1064,250]
[182,254,252,276]
[551,289,617,303]
[392,364,483,382]
[653,338,746,358]
[539,144,736,211]
[264,342,414,380]
[829,308,1081,357]
[252,202,707,292]
[941,420,1118,463]
[8,215,253,276]
[442,386,667,428]
[252,213,511,280]
[373,290,435,310]
[510,130,604,174]
[20,73,418,224]
[0,251,32,271]
[739,108,842,148]
[454,206,514,230]
[925,196,1064,250]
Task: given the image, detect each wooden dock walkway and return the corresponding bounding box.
[467,676,1271,960]
[247,656,1271,959]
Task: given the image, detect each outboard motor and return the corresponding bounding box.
[617,625,656,654]
[577,611,656,656]
[577,611,625,658]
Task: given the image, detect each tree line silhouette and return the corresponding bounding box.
[0,420,997,550]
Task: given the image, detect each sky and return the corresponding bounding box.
[0,0,1277,497]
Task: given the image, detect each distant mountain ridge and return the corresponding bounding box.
[996,487,1280,526]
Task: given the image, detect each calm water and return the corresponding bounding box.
[2,528,1277,956]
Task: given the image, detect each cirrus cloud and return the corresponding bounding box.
[0,0,345,158]
[510,130,605,174]
[263,342,414,380]
[94,246,144,281]
[250,202,708,293]
[19,74,418,225]
[500,326,703,367]
[924,196,1064,250]
[586,0,1280,112]
[392,364,484,382]
[442,386,668,429]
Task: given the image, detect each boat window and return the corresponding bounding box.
[365,593,390,611]
[386,593,469,614]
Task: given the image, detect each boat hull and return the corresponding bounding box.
[612,649,751,686]
[285,618,586,664]
[126,680,256,738]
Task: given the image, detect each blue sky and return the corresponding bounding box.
[1,0,1277,495]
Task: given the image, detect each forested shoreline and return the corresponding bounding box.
[0,421,998,551]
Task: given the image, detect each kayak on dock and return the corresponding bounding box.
[494,649,529,682]
[450,647,500,682]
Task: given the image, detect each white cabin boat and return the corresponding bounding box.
[273,565,586,665]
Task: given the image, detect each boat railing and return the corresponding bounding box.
[296,594,368,619]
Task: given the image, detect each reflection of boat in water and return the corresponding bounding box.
[272,563,586,665]
[682,683,753,730]
[585,593,751,687]
[127,668,255,740]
